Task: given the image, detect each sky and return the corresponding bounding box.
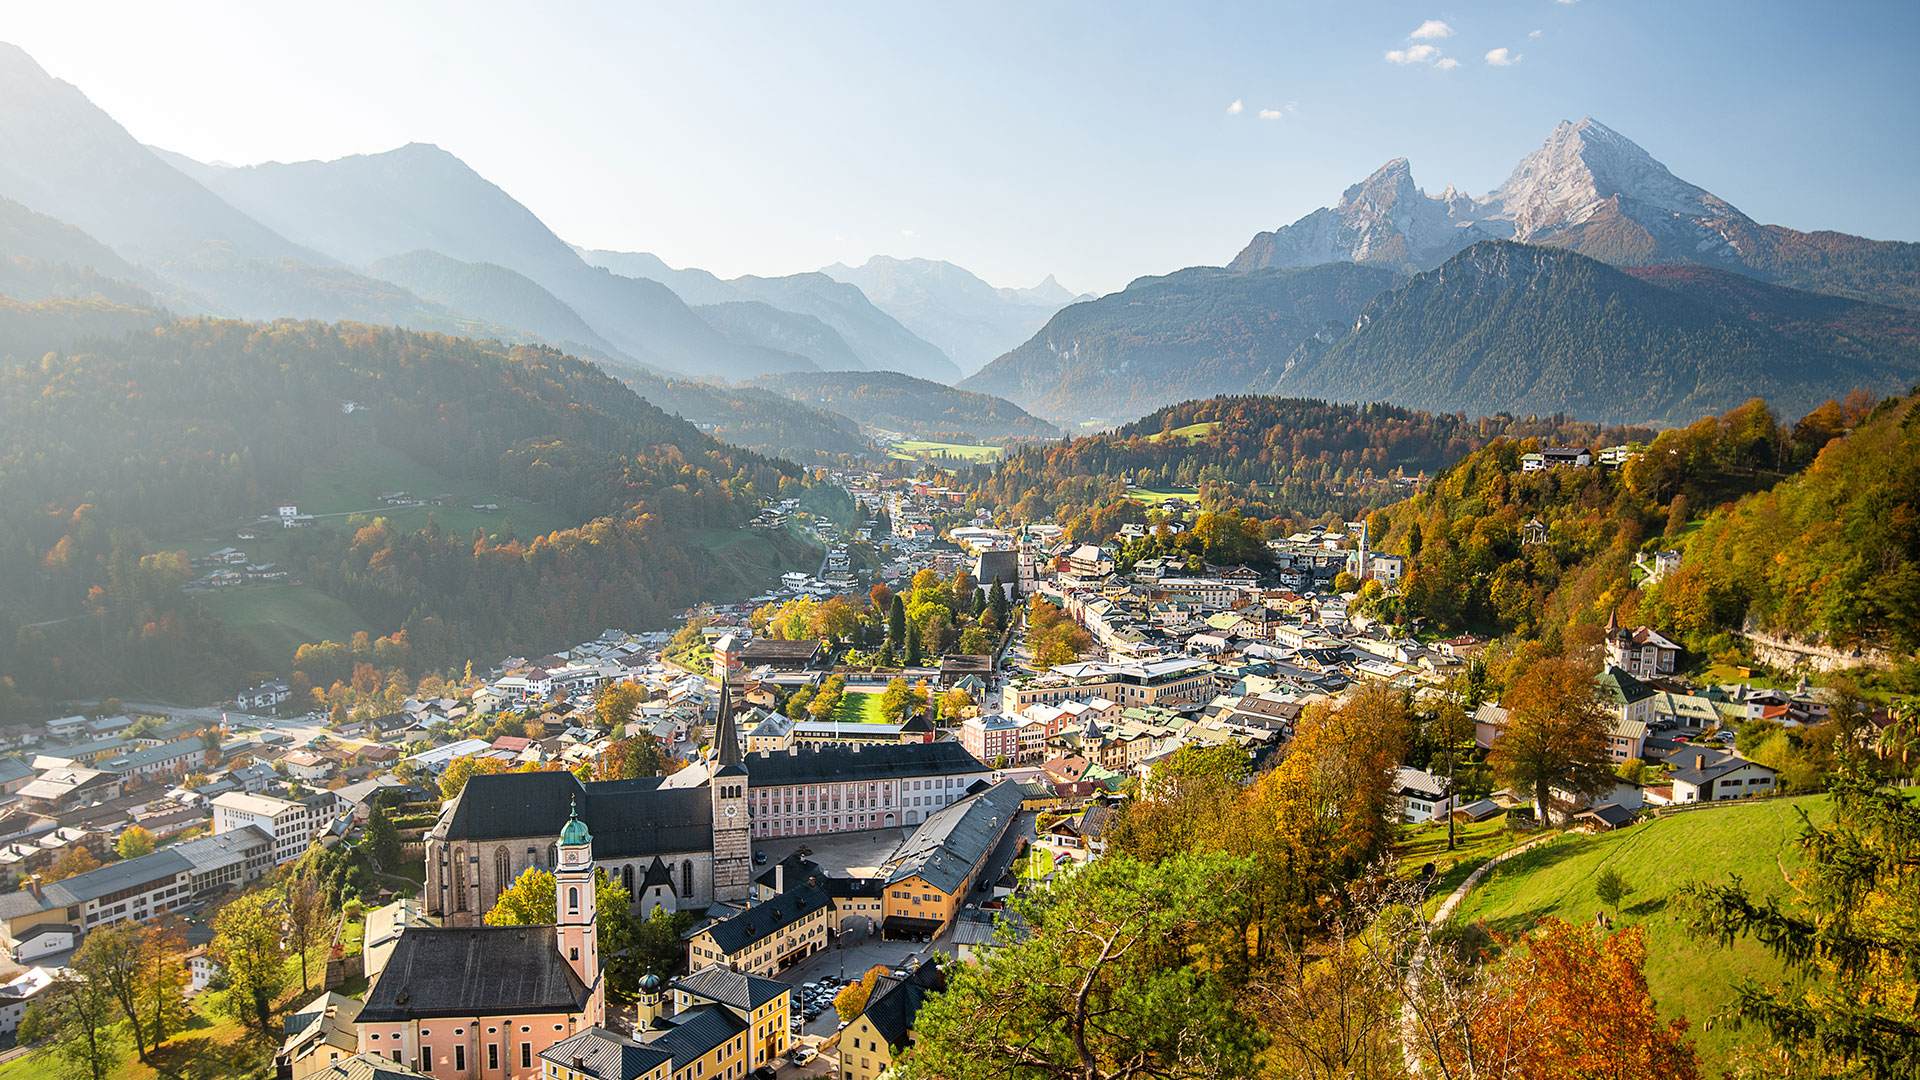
[8,0,1919,295]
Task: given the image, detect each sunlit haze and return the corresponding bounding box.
[9,0,1918,294]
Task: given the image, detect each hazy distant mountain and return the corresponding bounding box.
[695,302,854,371]
[368,249,635,360]
[1233,116,1920,310]
[574,248,740,306]
[0,42,492,329]
[727,272,960,383]
[577,248,961,382]
[821,256,1088,376]
[0,194,163,306]
[165,142,811,379]
[1274,242,1920,426]
[749,369,1060,442]
[960,263,1401,424]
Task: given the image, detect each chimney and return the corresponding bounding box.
[27,874,41,900]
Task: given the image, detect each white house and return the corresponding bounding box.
[1666,748,1778,804]
[1394,766,1453,823]
[0,967,59,1034]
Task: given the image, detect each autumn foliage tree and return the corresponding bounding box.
[1488,655,1615,822]
[1430,920,1700,1080]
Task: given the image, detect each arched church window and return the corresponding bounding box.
[568,886,579,913]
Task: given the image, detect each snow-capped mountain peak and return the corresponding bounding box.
[1231,117,1752,273]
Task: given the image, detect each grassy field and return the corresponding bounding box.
[830,689,891,724]
[1395,812,1530,900]
[1146,421,1219,444]
[195,584,372,665]
[888,440,1003,463]
[1128,487,1202,505]
[1452,796,1829,1074]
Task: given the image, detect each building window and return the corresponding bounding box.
[568,886,579,912]
[489,1045,498,1070]
[522,1044,532,1069]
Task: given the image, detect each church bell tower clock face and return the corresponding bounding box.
[726,806,737,819]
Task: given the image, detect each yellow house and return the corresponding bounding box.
[686,882,830,976]
[877,781,1022,939]
[839,964,945,1080]
[658,966,792,1074]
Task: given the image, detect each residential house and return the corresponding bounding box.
[280,992,365,1080]
[876,781,1023,939]
[1663,748,1779,804]
[838,962,946,1080]
[1394,766,1453,823]
[684,881,830,976]
[211,791,332,865]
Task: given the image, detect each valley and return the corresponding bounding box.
[0,18,1915,1080]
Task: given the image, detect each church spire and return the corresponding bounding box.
[712,679,743,769]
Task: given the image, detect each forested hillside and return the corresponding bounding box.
[1364,395,1881,652]
[1280,243,1918,425]
[959,263,1402,422]
[963,396,1653,540]
[1649,393,1920,652]
[0,307,806,708]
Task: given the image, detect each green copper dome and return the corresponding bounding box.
[559,795,591,846]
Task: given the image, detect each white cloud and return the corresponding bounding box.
[1258,108,1283,120]
[901,229,916,239]
[1556,0,1577,4]
[1436,57,1461,69]
[1528,29,1543,38]
[1410,19,1454,39]
[1286,100,1298,111]
[1485,47,1520,66]
[1385,43,1440,64]
[1226,98,1243,115]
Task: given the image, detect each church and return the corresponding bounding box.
[359,799,607,1073]
[425,690,992,923]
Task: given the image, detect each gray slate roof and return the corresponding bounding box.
[358,926,589,1022]
[0,850,192,917]
[880,780,1023,894]
[539,1027,672,1080]
[701,882,829,955]
[673,965,789,1011]
[649,1006,747,1069]
[861,962,945,1047]
[745,742,987,787]
[441,772,712,859]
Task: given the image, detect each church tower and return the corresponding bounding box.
[709,680,752,903]
[555,796,605,1026]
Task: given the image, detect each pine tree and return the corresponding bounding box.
[888,594,906,649]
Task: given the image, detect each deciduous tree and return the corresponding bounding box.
[210,890,287,1035]
[114,826,153,860]
[1488,656,1615,822]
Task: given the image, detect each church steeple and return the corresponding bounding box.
[555,795,604,1026]
[712,679,743,769]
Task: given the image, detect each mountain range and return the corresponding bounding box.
[821,256,1091,376]
[965,117,1920,426]
[0,43,1084,390]
[1232,117,1920,311]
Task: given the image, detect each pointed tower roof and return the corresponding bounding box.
[712,680,745,774]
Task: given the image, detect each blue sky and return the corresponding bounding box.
[10,1,1917,294]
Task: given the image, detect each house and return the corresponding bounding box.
[1604,616,1682,679]
[0,966,59,1035]
[1394,766,1453,823]
[684,880,830,976]
[212,791,332,865]
[876,780,1023,939]
[1542,446,1591,468]
[1594,667,1656,762]
[185,946,222,992]
[279,992,364,1080]
[539,1028,670,1080]
[838,962,947,1080]
[659,965,793,1075]
[1664,748,1778,804]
